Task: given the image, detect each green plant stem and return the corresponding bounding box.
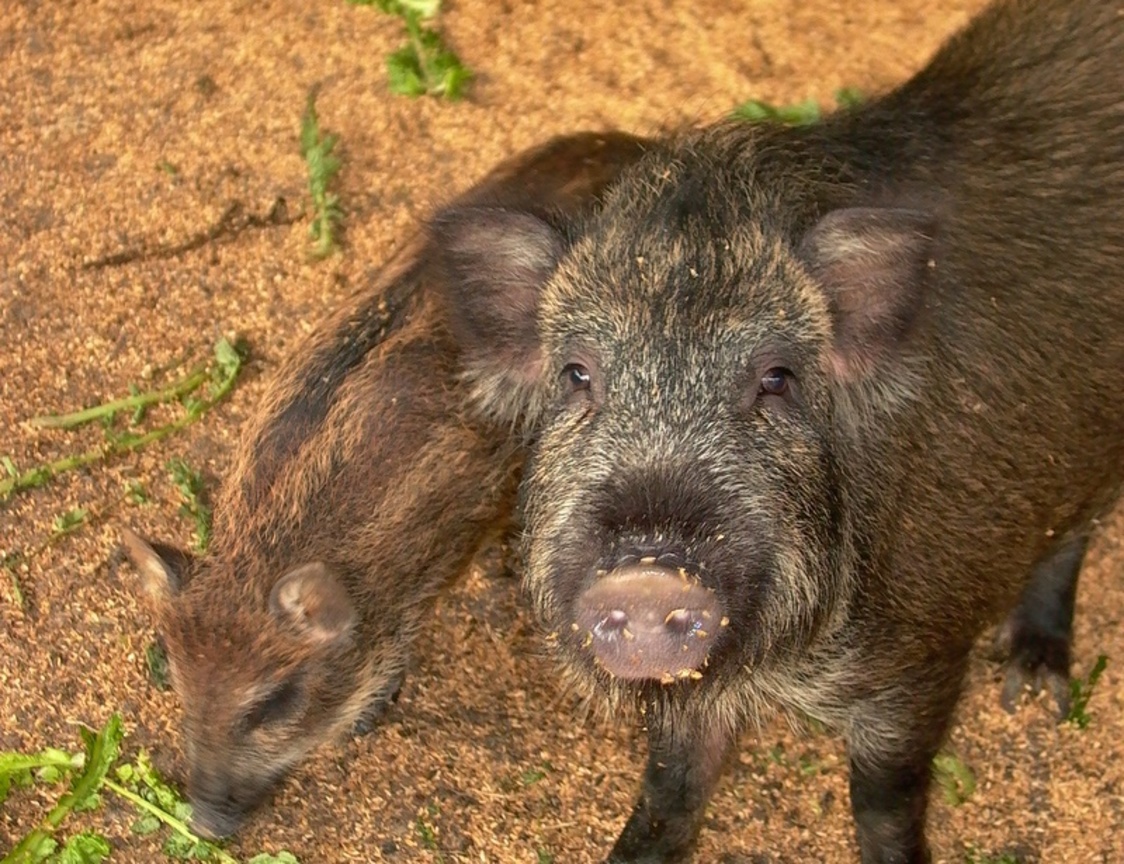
[102,780,238,864]
[404,14,432,90]
[0,353,239,501]
[27,367,208,430]
[9,573,23,606]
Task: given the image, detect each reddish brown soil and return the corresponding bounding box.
[1,1,1121,862]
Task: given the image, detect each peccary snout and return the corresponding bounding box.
[575,563,725,681]
[188,769,273,840]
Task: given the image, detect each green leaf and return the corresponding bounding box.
[212,338,243,381]
[1,748,83,795]
[398,0,440,16]
[71,718,124,807]
[126,750,184,814]
[387,47,426,97]
[36,766,64,784]
[416,815,438,849]
[347,0,440,16]
[125,479,149,505]
[21,836,59,861]
[247,853,302,864]
[131,813,162,835]
[51,508,89,539]
[834,86,864,108]
[145,642,172,691]
[2,456,17,477]
[48,831,110,864]
[732,96,821,125]
[162,831,212,859]
[932,751,976,806]
[168,458,212,552]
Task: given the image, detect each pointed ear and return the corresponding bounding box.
[121,527,188,604]
[799,207,936,382]
[429,206,566,424]
[269,563,357,646]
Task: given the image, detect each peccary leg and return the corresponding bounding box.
[849,754,935,864]
[996,533,1085,718]
[351,666,407,736]
[848,651,970,864]
[606,704,737,863]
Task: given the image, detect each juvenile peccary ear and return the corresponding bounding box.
[270,563,357,646]
[799,207,936,381]
[430,206,567,425]
[121,527,190,603]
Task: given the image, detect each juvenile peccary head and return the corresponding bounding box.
[123,531,401,839]
[433,132,934,705]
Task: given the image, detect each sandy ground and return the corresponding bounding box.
[1,0,1122,862]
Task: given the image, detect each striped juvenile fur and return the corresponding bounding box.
[122,130,650,839]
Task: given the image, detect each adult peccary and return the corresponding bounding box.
[431,0,1124,861]
[121,129,648,839]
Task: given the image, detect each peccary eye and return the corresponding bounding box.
[759,367,791,397]
[561,362,591,393]
[243,679,302,731]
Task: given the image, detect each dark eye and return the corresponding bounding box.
[759,367,791,397]
[243,678,302,731]
[561,362,591,393]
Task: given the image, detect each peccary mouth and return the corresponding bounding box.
[573,563,726,682]
[190,801,247,840]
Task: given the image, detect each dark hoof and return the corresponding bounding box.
[993,613,1071,719]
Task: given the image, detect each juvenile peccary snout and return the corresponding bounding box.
[433,1,1124,861]
[122,129,649,838]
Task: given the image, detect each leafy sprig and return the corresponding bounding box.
[732,87,864,124]
[349,0,471,99]
[0,715,300,864]
[299,91,343,259]
[1067,654,1108,729]
[1,338,244,501]
[167,458,212,552]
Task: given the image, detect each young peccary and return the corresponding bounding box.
[121,129,648,839]
[432,0,1124,861]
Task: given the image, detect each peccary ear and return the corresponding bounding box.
[121,527,188,603]
[270,563,357,645]
[430,206,566,422]
[799,207,936,381]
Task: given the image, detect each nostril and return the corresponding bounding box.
[663,608,694,634]
[594,609,631,638]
